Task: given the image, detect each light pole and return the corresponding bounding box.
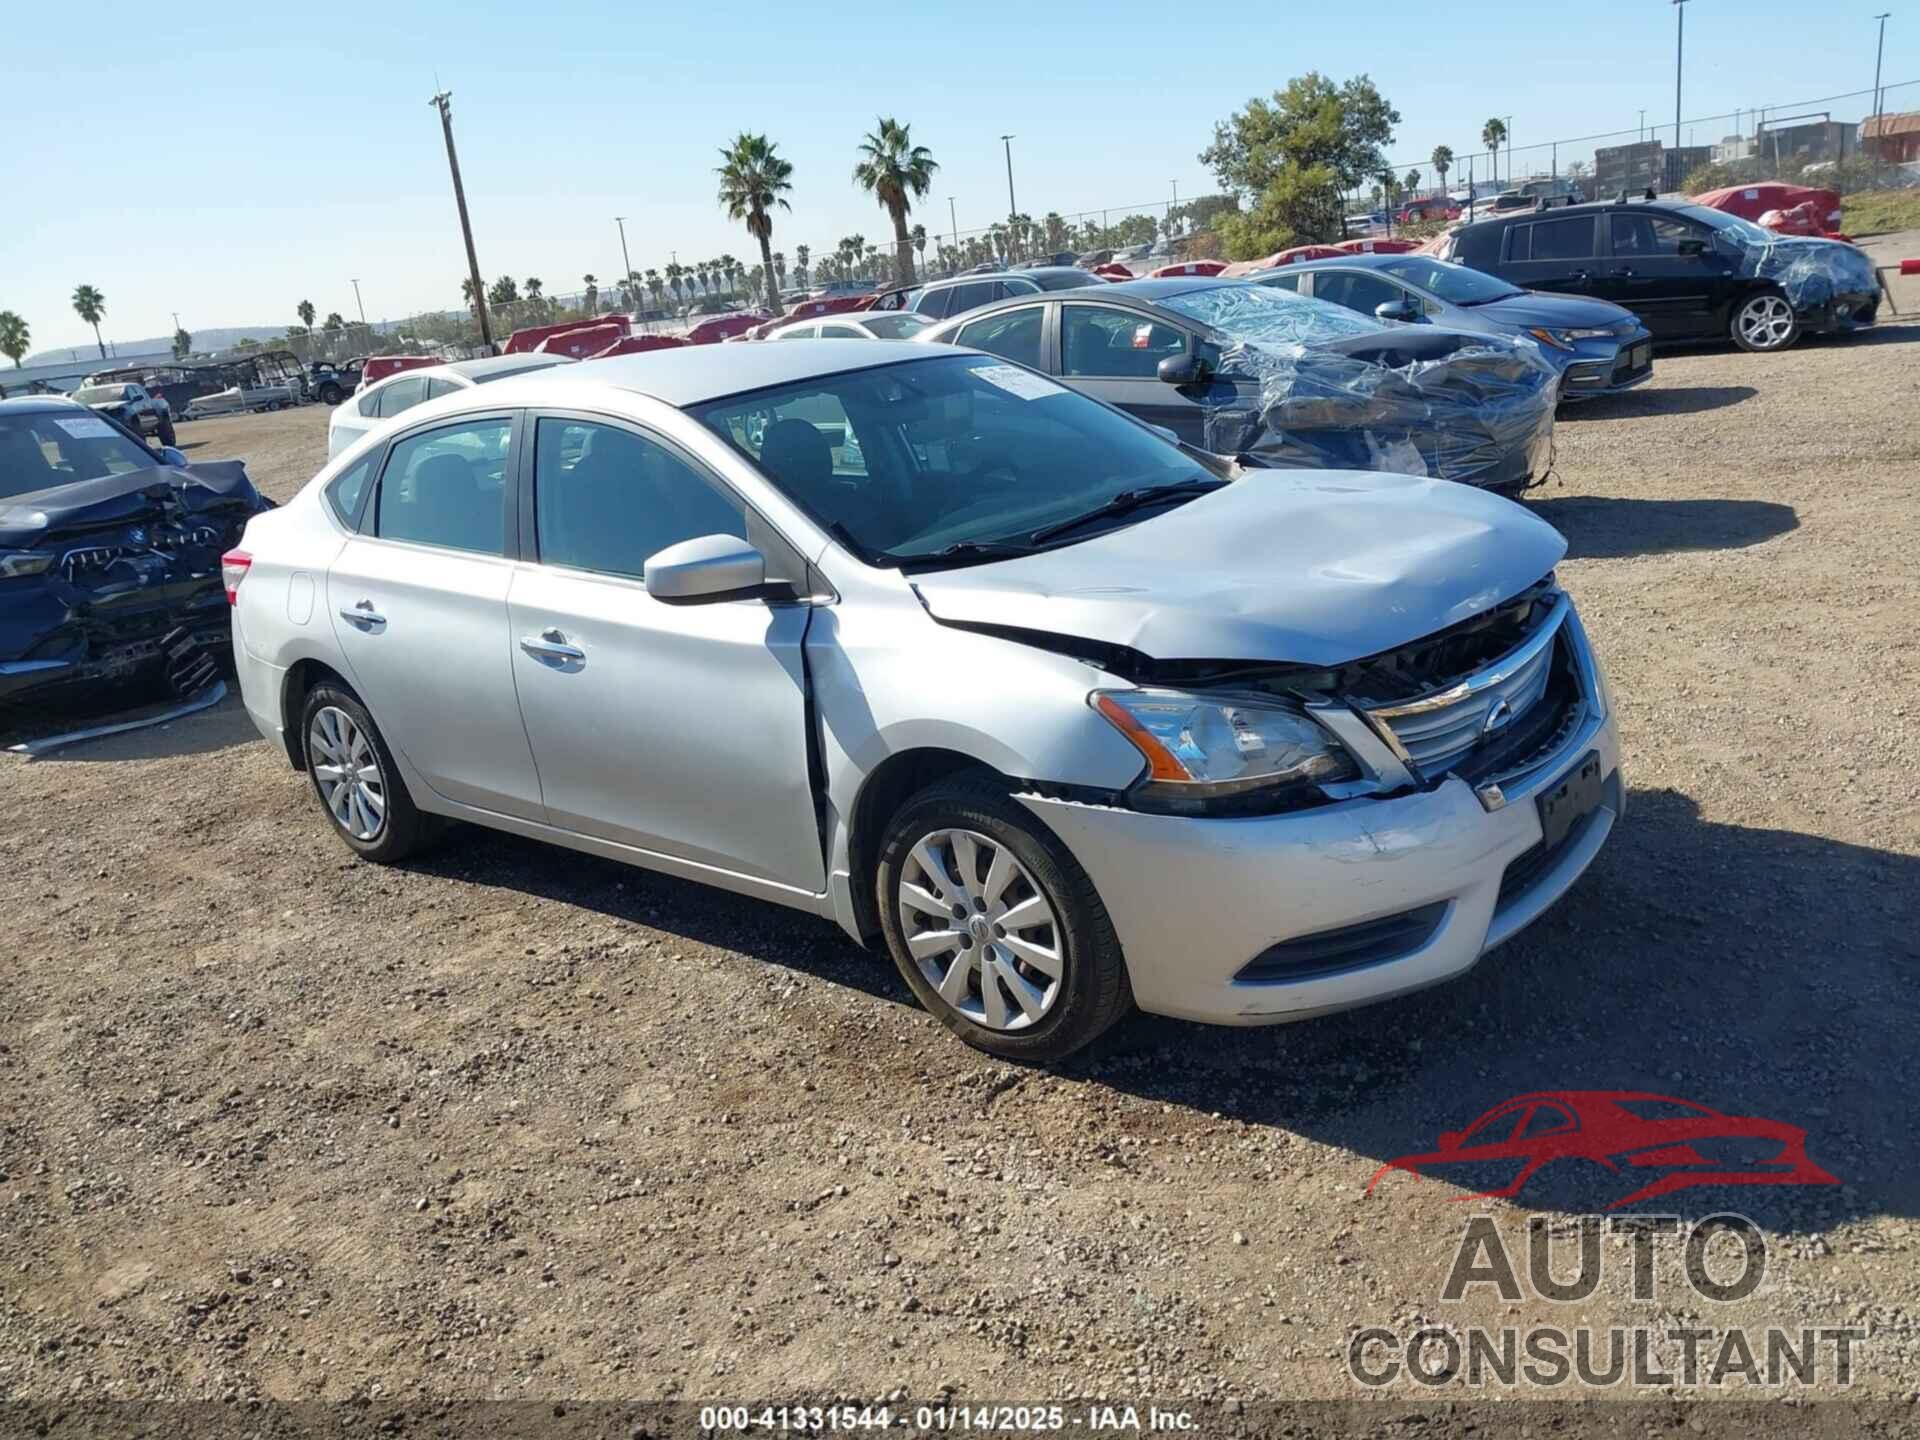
[948,196,958,252]
[429,89,493,351]
[1505,115,1513,185]
[1000,134,1017,222]
[351,279,366,327]
[1873,13,1892,122]
[614,216,635,307]
[1673,0,1690,181]
[1639,108,1647,143]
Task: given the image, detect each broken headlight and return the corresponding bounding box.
[1091,688,1359,815]
[0,550,54,579]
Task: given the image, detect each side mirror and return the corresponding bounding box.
[1157,353,1211,386]
[643,533,768,604]
[1375,299,1422,323]
[158,446,189,468]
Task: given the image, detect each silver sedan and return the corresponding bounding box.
[227,343,1621,1061]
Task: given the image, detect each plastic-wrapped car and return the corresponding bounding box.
[917,278,1558,495]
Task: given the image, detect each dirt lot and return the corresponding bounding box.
[3,319,1918,1411]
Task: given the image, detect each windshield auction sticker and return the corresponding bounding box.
[54,415,118,438]
[972,364,1067,401]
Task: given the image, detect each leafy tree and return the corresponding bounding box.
[1200,73,1400,257]
[0,310,28,368]
[853,117,938,286]
[488,275,520,306]
[171,326,191,360]
[525,277,544,299]
[322,313,345,332]
[297,298,316,333]
[72,284,108,358]
[1481,118,1507,187]
[717,133,794,316]
[1167,193,1241,239]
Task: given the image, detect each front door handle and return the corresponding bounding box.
[519,629,585,663]
[339,600,386,628]
[1610,267,1636,278]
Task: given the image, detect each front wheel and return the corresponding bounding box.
[1731,292,1799,352]
[319,383,344,405]
[300,682,438,863]
[155,416,177,447]
[876,778,1132,1063]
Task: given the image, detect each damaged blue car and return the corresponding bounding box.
[0,396,272,710]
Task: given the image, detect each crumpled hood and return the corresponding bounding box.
[0,460,260,546]
[1477,292,1637,330]
[912,469,1567,666]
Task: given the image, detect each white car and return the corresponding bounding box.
[766,312,935,341]
[327,353,575,458]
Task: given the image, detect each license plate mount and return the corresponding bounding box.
[1536,751,1604,853]
[1628,342,1651,370]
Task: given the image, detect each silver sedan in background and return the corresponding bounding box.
[228,343,1621,1061]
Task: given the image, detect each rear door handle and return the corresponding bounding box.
[1610,267,1636,278]
[339,600,386,628]
[519,630,585,663]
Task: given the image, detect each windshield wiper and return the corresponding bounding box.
[1027,478,1225,545]
[909,538,1039,566]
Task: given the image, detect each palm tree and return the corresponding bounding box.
[717,131,795,316]
[170,327,191,360]
[852,117,938,286]
[646,270,664,310]
[1481,120,1507,188]
[460,276,482,320]
[0,310,28,368]
[1404,169,1421,196]
[771,250,787,295]
[794,244,810,288]
[71,285,107,358]
[297,299,316,333]
[583,272,599,314]
[525,277,544,300]
[1431,145,1453,193]
[911,224,927,269]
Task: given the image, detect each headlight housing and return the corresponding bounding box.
[1527,326,1617,350]
[1091,688,1358,815]
[0,550,54,579]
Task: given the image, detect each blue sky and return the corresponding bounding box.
[4,0,1910,353]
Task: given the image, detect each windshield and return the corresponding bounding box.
[71,386,128,404]
[1031,269,1105,292]
[0,411,158,499]
[1158,283,1382,345]
[690,354,1210,567]
[1378,257,1523,305]
[1669,204,1775,247]
[859,312,935,339]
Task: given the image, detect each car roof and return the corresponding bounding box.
[1456,197,1694,231]
[470,338,953,408]
[1289,254,1430,272]
[445,352,577,381]
[1100,276,1251,302]
[0,395,88,415]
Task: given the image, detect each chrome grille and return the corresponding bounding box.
[1359,593,1569,779]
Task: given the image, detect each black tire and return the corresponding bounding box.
[319,383,344,405]
[876,777,1133,1063]
[299,681,438,863]
[156,416,177,447]
[1729,290,1799,353]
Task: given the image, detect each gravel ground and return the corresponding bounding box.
[2,323,1917,1410]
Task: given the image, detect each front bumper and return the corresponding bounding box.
[1557,333,1654,401]
[1800,288,1880,334]
[1020,609,1622,1027]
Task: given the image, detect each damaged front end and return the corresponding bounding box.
[1745,236,1881,331]
[0,460,269,710]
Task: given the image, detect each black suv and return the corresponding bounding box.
[1438,199,1879,352]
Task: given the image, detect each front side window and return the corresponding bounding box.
[373,418,512,555]
[1061,306,1187,378]
[1610,213,1707,257]
[532,418,745,581]
[859,312,934,340]
[1380,257,1523,305]
[0,411,156,498]
[954,307,1044,369]
[690,354,1204,567]
[1255,270,1303,292]
[775,324,816,340]
[425,377,462,400]
[377,376,428,418]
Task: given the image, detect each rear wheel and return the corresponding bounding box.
[155,416,177,447]
[876,779,1132,1063]
[319,383,344,405]
[300,682,437,863]
[1731,292,1799,352]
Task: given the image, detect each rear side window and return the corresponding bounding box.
[954,307,1044,369]
[424,377,462,400]
[324,455,376,528]
[1514,217,1596,261]
[1259,271,1303,292]
[912,288,952,320]
[356,388,382,418]
[373,418,512,555]
[940,282,1000,318]
[377,376,427,418]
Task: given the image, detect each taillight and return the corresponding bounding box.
[221,549,252,605]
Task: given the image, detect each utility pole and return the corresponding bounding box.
[1639,108,1647,143]
[1873,13,1892,122]
[1673,0,1690,178]
[430,89,494,352]
[350,279,366,327]
[1505,115,1513,184]
[614,216,635,306]
[1000,134,1017,222]
[948,196,958,251]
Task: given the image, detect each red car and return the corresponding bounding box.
[505,315,631,355]
[1335,238,1420,255]
[684,311,771,345]
[1368,1091,1838,1209]
[535,321,628,358]
[1396,198,1460,224]
[1691,182,1843,234]
[1148,260,1228,278]
[588,333,691,359]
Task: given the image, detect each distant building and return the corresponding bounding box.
[1712,134,1756,164]
[1861,111,1920,165]
[1664,146,1713,190]
[1755,120,1851,168]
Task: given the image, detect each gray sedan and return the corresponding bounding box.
[229,342,1620,1062]
[1257,254,1654,401]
